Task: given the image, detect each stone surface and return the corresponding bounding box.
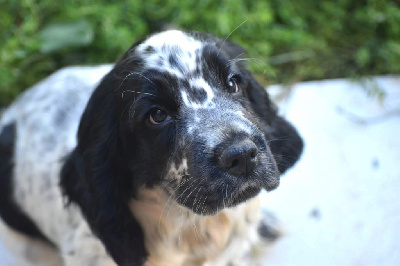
[261,76,400,266]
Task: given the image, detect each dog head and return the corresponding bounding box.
[129,31,284,215]
[66,30,303,214]
[61,30,303,262]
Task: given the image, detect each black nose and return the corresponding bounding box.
[219,139,259,176]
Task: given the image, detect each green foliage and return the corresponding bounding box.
[1,0,399,106]
[39,20,94,53]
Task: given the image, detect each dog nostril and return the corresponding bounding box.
[219,139,259,177]
[231,159,240,168]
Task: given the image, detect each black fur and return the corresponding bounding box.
[61,72,147,265]
[0,123,52,244]
[243,68,304,174]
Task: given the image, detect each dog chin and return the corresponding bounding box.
[184,185,263,216]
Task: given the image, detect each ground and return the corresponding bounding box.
[261,76,400,266]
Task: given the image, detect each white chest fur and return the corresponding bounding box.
[129,188,264,266]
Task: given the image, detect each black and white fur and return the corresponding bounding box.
[0,30,303,265]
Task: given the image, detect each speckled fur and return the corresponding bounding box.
[0,30,303,265]
[0,66,114,265]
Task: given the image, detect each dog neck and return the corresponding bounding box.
[129,186,261,266]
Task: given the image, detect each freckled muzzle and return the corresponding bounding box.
[172,104,280,215]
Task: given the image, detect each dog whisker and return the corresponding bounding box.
[114,71,155,93]
[217,18,248,58]
[160,176,192,220]
[223,183,229,209]
[166,179,197,221]
[200,196,208,215]
[224,52,246,68]
[192,217,202,240]
[182,185,197,206]
[193,187,202,213]
[120,98,137,123]
[226,57,266,68]
[121,90,156,99]
[266,137,299,144]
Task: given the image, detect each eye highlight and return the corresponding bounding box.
[149,108,171,125]
[227,77,240,94]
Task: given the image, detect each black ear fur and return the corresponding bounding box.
[243,69,304,174]
[213,38,304,174]
[60,68,147,265]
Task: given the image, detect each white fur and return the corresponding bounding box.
[138,30,203,79]
[166,158,188,182]
[129,188,265,266]
[138,30,218,110]
[0,66,115,265]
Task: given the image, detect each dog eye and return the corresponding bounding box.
[149,108,170,125]
[227,78,240,94]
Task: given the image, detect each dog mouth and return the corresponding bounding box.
[170,169,280,216]
[165,130,280,215]
[228,184,262,207]
[224,174,279,207]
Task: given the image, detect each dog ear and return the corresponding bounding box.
[60,65,147,264]
[242,68,304,174]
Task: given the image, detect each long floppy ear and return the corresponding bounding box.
[60,63,147,264]
[215,39,304,174]
[244,72,304,174]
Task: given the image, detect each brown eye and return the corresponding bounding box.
[227,78,239,93]
[149,109,170,125]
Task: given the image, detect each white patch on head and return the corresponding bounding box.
[181,87,216,110]
[185,78,216,109]
[137,30,203,78]
[181,91,199,109]
[138,30,217,110]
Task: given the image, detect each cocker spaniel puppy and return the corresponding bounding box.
[0,30,303,265]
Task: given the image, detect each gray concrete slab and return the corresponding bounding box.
[261,76,400,266]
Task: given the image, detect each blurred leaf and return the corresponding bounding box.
[39,20,94,53]
[269,50,315,65]
[355,47,371,67]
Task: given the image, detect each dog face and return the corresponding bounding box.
[61,30,303,263]
[85,30,298,215]
[134,31,280,215]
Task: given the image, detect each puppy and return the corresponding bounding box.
[0,30,303,265]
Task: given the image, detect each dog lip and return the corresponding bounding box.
[263,178,280,191]
[229,184,261,207]
[240,163,280,191]
[261,171,281,192]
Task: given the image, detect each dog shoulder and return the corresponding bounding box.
[0,66,109,245]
